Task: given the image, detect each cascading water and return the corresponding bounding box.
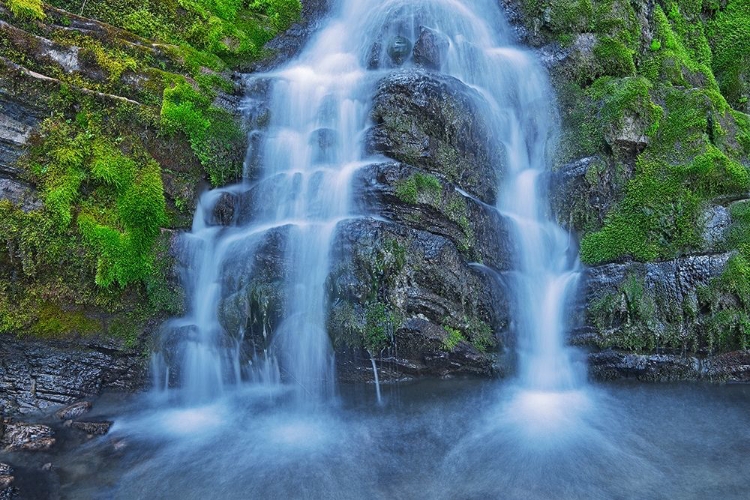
[154,0,585,414]
[51,2,750,499]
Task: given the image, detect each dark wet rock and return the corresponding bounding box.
[70,421,112,436]
[250,0,333,72]
[0,87,47,175]
[604,112,650,155]
[412,26,450,71]
[54,401,92,420]
[353,162,514,268]
[211,192,236,226]
[0,178,41,212]
[216,226,290,358]
[387,36,413,66]
[328,219,508,382]
[550,156,631,234]
[0,335,147,415]
[366,69,502,204]
[535,42,570,69]
[580,252,733,318]
[1,422,55,452]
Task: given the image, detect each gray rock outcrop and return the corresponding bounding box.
[0,336,146,415]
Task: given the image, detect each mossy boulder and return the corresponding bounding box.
[328,219,506,381]
[366,69,503,205]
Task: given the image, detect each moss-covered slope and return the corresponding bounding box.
[0,0,300,343]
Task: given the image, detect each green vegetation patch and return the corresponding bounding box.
[395,172,442,205]
[29,112,168,288]
[706,0,750,110]
[160,79,245,186]
[5,0,45,20]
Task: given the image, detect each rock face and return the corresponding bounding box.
[588,350,750,382]
[572,252,750,381]
[550,156,630,234]
[0,336,146,415]
[250,0,333,71]
[366,69,503,205]
[354,162,514,268]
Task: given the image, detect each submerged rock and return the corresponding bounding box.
[0,463,14,500]
[71,421,112,436]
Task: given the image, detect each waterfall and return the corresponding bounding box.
[153,0,583,409]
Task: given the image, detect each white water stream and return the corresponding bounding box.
[154,0,586,422]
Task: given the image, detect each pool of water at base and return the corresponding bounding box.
[6,379,749,500]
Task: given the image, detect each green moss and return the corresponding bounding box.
[581,83,749,265]
[590,273,660,351]
[640,5,717,89]
[464,316,494,352]
[30,303,101,339]
[48,0,301,68]
[699,248,750,351]
[6,0,45,20]
[706,0,750,109]
[593,37,636,78]
[580,145,748,264]
[588,76,663,139]
[23,113,169,289]
[160,80,244,186]
[364,301,399,352]
[395,172,442,205]
[442,326,463,351]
